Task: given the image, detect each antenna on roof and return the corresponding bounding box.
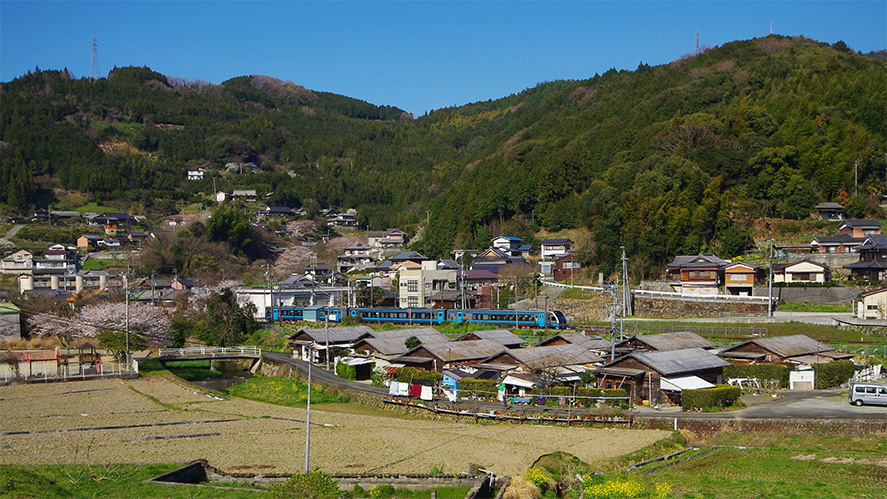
[90,36,99,80]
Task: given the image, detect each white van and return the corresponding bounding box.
[849,382,887,406]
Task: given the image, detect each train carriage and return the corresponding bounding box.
[266,305,567,329]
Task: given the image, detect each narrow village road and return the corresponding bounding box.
[0,224,25,247]
[262,353,886,421]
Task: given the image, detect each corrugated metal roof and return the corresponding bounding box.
[456,329,525,346]
[407,340,506,362]
[631,348,730,376]
[629,331,716,351]
[355,330,450,356]
[293,326,374,344]
[742,334,829,358]
[497,344,603,370]
[368,328,449,341]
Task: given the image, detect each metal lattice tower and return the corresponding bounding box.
[90,37,99,80]
[694,30,700,55]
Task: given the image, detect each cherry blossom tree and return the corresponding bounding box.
[26,311,84,346]
[27,302,171,350]
[286,219,318,240]
[78,302,172,348]
[272,246,315,279]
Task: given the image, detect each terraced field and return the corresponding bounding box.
[0,378,670,476]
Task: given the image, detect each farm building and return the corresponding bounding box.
[595,347,730,405]
[717,334,852,365]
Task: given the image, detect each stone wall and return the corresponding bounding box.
[633,298,767,319]
[766,286,863,304]
[552,296,611,322]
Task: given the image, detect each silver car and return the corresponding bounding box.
[849,382,887,406]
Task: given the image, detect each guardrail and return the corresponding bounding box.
[541,280,776,304]
[158,346,262,357]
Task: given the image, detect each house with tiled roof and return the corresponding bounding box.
[665,254,732,295]
[772,259,830,283]
[844,234,887,281]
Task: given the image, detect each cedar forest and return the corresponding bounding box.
[1,35,885,277]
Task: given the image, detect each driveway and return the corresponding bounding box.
[634,388,886,420]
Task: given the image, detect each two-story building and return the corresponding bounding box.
[665,254,732,295]
[337,242,374,273]
[1,249,33,275]
[837,219,882,238]
[540,238,573,260]
[490,235,533,258]
[844,234,887,281]
[722,262,765,295]
[368,229,409,259]
[398,261,457,308]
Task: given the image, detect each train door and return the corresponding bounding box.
[436,311,445,324]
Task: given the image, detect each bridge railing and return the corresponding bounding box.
[158,346,262,357]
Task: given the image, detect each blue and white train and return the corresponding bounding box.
[265,306,568,329]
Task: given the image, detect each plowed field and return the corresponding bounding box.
[0,378,669,476]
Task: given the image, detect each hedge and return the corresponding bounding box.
[724,363,791,388]
[681,385,741,411]
[812,359,856,389]
[335,362,357,380]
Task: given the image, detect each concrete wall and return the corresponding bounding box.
[761,286,863,304]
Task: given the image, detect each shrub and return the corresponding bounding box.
[682,385,741,411]
[725,363,791,388]
[272,470,339,499]
[335,362,357,380]
[813,359,856,389]
[394,366,442,385]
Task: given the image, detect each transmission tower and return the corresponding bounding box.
[694,30,700,55]
[90,37,99,80]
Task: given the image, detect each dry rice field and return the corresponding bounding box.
[0,378,670,476]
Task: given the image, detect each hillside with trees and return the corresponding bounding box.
[1,35,885,277]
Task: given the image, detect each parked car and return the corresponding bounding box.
[849,382,887,406]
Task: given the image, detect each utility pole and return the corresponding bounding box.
[855,160,859,198]
[621,246,632,316]
[768,241,774,318]
[304,345,312,473]
[124,265,130,370]
[607,283,618,361]
[325,308,330,370]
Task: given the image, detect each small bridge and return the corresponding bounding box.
[156,346,262,362]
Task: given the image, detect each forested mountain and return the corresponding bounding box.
[1,35,885,276]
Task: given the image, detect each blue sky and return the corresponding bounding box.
[1,1,885,115]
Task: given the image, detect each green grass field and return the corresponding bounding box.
[525,431,887,499]
[227,375,348,405]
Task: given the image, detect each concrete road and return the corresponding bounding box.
[634,388,886,420]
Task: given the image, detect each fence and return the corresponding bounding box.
[158,346,262,357]
[1,363,136,384]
